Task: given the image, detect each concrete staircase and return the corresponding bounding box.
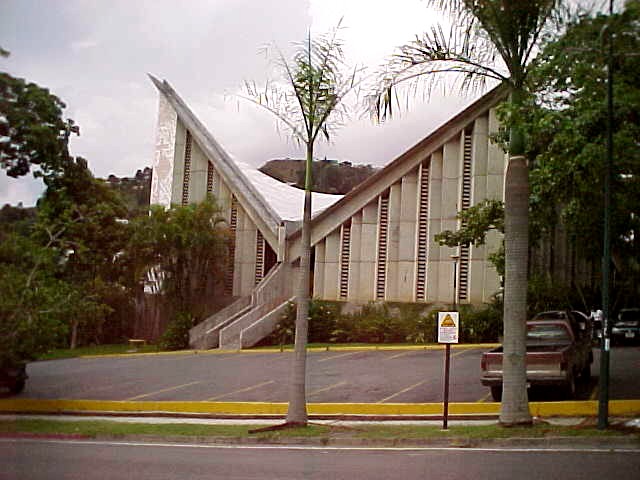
[188,262,294,350]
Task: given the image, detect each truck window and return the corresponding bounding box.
[526,324,571,344]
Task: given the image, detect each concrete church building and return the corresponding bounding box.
[148,76,509,350]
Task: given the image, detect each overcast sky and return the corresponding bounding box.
[0,0,482,206]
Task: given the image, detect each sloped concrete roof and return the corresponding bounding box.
[149,76,342,227]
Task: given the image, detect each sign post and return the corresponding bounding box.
[438,311,459,430]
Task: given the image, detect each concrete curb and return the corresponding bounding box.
[2,399,640,418]
[6,432,637,450]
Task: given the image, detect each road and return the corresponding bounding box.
[2,438,639,480]
[9,345,640,403]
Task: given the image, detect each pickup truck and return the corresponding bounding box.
[480,311,593,401]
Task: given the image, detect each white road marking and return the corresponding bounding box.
[207,380,275,401]
[125,381,201,401]
[378,381,427,403]
[2,438,638,454]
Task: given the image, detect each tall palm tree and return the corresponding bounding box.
[370,0,568,425]
[242,22,361,426]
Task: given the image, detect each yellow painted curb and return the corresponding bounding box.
[1,399,638,417]
[78,344,500,359]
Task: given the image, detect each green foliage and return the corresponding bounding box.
[524,5,640,266]
[0,233,101,362]
[125,199,230,322]
[0,72,75,178]
[160,312,193,351]
[261,300,502,346]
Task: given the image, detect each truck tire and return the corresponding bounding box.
[490,386,502,402]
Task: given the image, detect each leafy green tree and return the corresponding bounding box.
[242,22,362,426]
[0,71,78,178]
[369,0,581,426]
[34,157,130,348]
[124,199,230,348]
[525,5,639,293]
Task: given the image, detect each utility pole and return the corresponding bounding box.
[598,0,614,430]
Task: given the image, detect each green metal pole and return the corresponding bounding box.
[598,0,614,430]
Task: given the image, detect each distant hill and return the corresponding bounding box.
[104,167,152,216]
[259,158,378,195]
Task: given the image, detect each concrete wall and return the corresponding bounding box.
[309,112,506,306]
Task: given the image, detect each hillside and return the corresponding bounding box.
[259,158,378,195]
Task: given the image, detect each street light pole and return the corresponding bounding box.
[598,0,614,430]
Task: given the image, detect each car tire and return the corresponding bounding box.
[9,379,25,394]
[490,386,502,402]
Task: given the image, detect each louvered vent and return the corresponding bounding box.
[207,162,215,195]
[458,129,473,301]
[255,230,265,285]
[376,195,389,300]
[224,197,238,295]
[181,130,192,206]
[339,222,351,300]
[415,164,430,301]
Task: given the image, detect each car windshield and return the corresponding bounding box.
[526,324,571,344]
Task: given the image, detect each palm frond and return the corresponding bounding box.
[241,19,364,146]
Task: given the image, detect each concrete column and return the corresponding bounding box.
[188,139,208,204]
[386,182,402,300]
[487,107,506,202]
[426,150,443,303]
[171,121,187,206]
[468,115,489,303]
[313,240,326,298]
[348,212,362,302]
[437,137,461,302]
[397,169,418,302]
[359,201,378,301]
[323,229,340,300]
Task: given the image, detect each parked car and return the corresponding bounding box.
[0,359,27,394]
[480,310,593,401]
[612,308,640,344]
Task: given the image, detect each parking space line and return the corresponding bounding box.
[206,380,275,401]
[452,349,476,358]
[476,391,492,403]
[377,380,427,403]
[590,385,599,400]
[385,351,414,361]
[308,381,347,397]
[125,381,201,401]
[317,351,361,363]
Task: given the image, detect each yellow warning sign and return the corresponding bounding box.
[438,311,459,343]
[440,314,456,327]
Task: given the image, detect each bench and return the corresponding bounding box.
[127,339,146,352]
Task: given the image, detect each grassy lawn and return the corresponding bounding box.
[37,344,161,361]
[0,418,635,442]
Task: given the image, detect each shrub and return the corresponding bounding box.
[159,312,193,350]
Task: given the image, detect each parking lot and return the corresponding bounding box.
[10,345,640,403]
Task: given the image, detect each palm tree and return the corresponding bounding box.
[369,0,570,425]
[242,22,361,426]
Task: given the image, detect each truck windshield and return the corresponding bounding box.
[526,324,571,344]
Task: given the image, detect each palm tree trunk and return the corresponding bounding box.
[286,144,313,426]
[500,88,532,425]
